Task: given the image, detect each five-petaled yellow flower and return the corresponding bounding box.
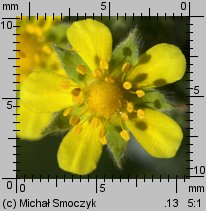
[21,19,186,175]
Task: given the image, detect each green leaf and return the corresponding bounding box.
[110,28,139,78]
[42,110,71,136]
[137,90,174,111]
[53,46,92,84]
[106,122,128,168]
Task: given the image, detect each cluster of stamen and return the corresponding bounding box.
[119,62,147,141]
[62,60,146,144]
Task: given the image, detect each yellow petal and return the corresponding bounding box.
[57,121,103,175]
[67,19,112,71]
[16,101,53,140]
[21,71,76,113]
[126,43,186,88]
[126,108,183,158]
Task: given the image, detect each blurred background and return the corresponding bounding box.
[17,16,190,179]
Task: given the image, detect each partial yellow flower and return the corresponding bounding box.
[16,16,66,140]
[21,19,186,174]
[16,16,65,82]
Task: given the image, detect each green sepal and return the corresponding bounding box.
[53,46,92,84]
[42,110,71,136]
[137,90,174,111]
[106,121,128,169]
[110,28,139,78]
[47,23,70,49]
[42,104,88,136]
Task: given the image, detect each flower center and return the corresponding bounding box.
[87,80,123,119]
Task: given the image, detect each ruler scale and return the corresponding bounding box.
[0,0,205,210]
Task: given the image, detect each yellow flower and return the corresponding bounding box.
[16,16,65,82]
[16,16,66,140]
[21,19,186,175]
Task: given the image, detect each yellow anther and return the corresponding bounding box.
[63,107,72,117]
[122,62,131,73]
[93,69,102,78]
[136,90,145,98]
[34,54,40,64]
[104,77,114,83]
[121,112,129,121]
[120,130,130,142]
[123,81,132,90]
[73,124,82,135]
[127,102,134,113]
[69,115,80,126]
[26,24,42,37]
[100,60,109,70]
[99,127,106,138]
[42,45,52,55]
[60,81,71,90]
[71,88,81,96]
[100,136,107,145]
[76,64,87,75]
[91,117,100,128]
[137,109,145,119]
[72,94,84,105]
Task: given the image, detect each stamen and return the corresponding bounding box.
[93,69,102,78]
[42,45,52,55]
[136,90,145,98]
[69,115,80,126]
[72,94,84,105]
[120,130,130,142]
[60,81,71,90]
[34,54,40,64]
[123,81,132,90]
[121,112,129,121]
[127,102,134,113]
[99,127,106,138]
[104,77,114,83]
[26,24,42,37]
[100,60,109,70]
[63,107,72,117]
[100,136,107,145]
[137,109,145,119]
[73,124,82,135]
[76,64,87,75]
[91,117,100,128]
[122,62,131,72]
[71,88,81,96]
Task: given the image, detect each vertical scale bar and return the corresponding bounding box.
[188,1,191,176]
[29,2,31,20]
[15,15,20,181]
[184,1,192,178]
[108,2,111,20]
[15,18,17,179]
[175,175,178,193]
